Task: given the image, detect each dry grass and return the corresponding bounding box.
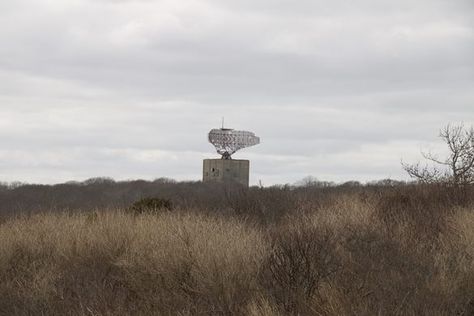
[0,212,267,315]
[1,187,474,315]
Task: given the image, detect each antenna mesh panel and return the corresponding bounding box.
[208,129,260,159]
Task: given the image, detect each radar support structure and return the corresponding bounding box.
[203,125,260,186]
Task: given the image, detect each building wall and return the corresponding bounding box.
[202,159,250,187]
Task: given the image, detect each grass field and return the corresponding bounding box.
[1,184,474,315]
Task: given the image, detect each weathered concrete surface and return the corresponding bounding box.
[202,159,250,187]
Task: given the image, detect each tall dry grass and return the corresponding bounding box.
[0,212,267,315]
[1,186,474,315]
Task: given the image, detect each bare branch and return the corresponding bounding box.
[402,123,474,186]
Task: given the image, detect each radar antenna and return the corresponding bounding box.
[208,124,260,159]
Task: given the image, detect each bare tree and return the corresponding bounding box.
[402,124,474,186]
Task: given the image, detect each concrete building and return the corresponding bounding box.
[202,159,250,187]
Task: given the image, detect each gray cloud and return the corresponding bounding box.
[0,0,473,184]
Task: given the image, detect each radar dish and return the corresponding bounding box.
[208,128,260,159]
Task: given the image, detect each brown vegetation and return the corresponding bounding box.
[1,183,474,315]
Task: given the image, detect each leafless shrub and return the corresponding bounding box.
[402,123,474,186]
[260,219,340,314]
[128,197,173,215]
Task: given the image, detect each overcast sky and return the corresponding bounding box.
[0,0,473,185]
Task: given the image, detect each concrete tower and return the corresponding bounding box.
[203,158,250,186]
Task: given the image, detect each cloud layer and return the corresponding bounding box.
[0,0,473,184]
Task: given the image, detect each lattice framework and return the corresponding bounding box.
[208,128,260,159]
